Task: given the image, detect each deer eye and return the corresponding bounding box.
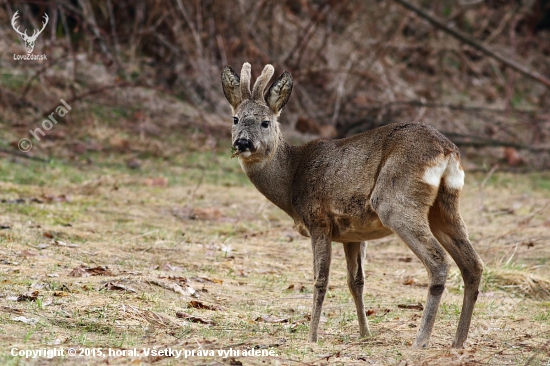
[233,117,239,125]
[261,120,270,128]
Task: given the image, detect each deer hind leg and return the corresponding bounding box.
[429,185,484,348]
[343,242,371,337]
[372,181,449,348]
[385,218,449,348]
[308,228,332,342]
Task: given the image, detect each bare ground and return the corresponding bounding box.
[0,150,549,366]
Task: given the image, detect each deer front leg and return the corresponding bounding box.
[308,229,332,342]
[343,242,371,338]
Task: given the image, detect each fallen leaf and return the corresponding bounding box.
[110,136,131,152]
[53,240,78,248]
[221,244,233,255]
[366,309,376,316]
[158,263,182,272]
[521,241,535,248]
[256,315,289,323]
[188,207,223,221]
[68,266,89,277]
[398,303,424,311]
[238,270,248,277]
[188,300,220,311]
[164,276,188,285]
[146,280,197,297]
[504,147,523,166]
[122,305,180,329]
[403,278,416,286]
[284,323,300,332]
[41,194,71,203]
[119,270,141,276]
[1,306,24,315]
[142,310,180,329]
[1,259,19,265]
[143,177,169,187]
[371,308,390,317]
[11,316,38,325]
[175,311,215,325]
[399,257,413,262]
[18,250,36,257]
[17,291,39,302]
[189,276,223,284]
[53,291,70,297]
[102,282,136,293]
[69,265,114,277]
[42,298,53,306]
[317,353,333,361]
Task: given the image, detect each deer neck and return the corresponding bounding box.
[239,132,296,216]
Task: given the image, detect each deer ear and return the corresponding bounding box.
[221,66,242,112]
[265,71,293,115]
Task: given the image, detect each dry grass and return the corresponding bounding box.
[483,268,550,300]
[0,144,549,365]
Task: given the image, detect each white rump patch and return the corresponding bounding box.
[422,156,449,187]
[443,154,465,189]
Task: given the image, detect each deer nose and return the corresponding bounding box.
[234,138,251,152]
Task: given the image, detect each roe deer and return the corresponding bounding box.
[221,63,483,348]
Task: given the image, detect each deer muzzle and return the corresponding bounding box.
[233,138,254,153]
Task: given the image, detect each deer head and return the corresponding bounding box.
[11,11,49,54]
[221,63,293,165]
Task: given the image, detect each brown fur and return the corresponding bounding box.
[221,63,484,348]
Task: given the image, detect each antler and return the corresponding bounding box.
[34,13,49,39]
[252,65,274,101]
[240,63,252,100]
[11,11,29,38]
[30,13,48,40]
[11,11,48,41]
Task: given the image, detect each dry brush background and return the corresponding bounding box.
[0,0,550,365]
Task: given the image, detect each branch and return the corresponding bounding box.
[360,100,547,115]
[42,81,134,117]
[392,0,550,88]
[442,132,550,152]
[0,148,48,162]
